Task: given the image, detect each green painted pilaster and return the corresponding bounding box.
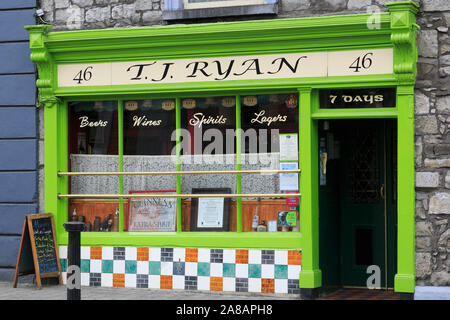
[298,88,322,289]
[394,86,416,293]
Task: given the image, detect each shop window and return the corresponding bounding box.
[123,99,178,232]
[163,0,278,21]
[180,96,236,232]
[68,101,119,232]
[240,93,300,232]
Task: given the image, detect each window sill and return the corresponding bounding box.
[57,230,301,250]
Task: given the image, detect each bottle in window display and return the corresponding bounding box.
[252,198,261,231]
[93,216,101,232]
[112,208,119,232]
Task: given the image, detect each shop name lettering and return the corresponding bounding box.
[126,56,308,82]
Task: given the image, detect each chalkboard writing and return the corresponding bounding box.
[13,213,61,289]
[31,217,58,274]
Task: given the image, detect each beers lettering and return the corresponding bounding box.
[79,116,108,128]
[251,110,287,126]
[189,112,227,128]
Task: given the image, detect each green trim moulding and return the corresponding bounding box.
[26,1,419,293]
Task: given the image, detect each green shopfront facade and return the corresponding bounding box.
[26,1,419,296]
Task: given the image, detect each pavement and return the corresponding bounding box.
[0,281,298,300]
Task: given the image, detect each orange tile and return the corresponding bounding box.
[90,246,102,260]
[288,250,301,265]
[261,279,274,293]
[137,247,149,261]
[160,275,173,289]
[113,274,124,288]
[210,277,223,292]
[185,248,198,262]
[235,250,248,264]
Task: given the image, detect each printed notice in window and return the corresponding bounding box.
[197,198,224,228]
[279,133,298,161]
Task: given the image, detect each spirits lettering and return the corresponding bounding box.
[132,115,162,127]
[251,110,287,126]
[79,116,108,128]
[189,112,227,128]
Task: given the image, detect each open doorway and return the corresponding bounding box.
[318,119,397,293]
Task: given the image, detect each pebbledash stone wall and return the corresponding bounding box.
[37,0,450,287]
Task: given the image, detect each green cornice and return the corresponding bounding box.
[25,1,420,104]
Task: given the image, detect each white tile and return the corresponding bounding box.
[125,274,137,288]
[223,277,235,292]
[210,263,223,277]
[90,259,102,273]
[197,276,210,291]
[102,247,114,260]
[288,265,301,279]
[248,278,261,293]
[185,262,198,276]
[101,273,113,287]
[235,264,248,278]
[80,272,89,286]
[80,246,90,259]
[248,250,261,264]
[173,248,185,262]
[223,250,235,263]
[148,275,160,289]
[197,248,210,262]
[160,261,173,275]
[113,260,125,274]
[125,247,137,261]
[137,261,149,274]
[261,264,274,278]
[148,248,161,261]
[275,279,288,294]
[274,250,288,265]
[59,246,67,259]
[172,275,185,290]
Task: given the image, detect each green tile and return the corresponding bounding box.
[149,261,161,275]
[275,265,288,279]
[60,259,67,272]
[125,260,137,274]
[197,262,210,277]
[80,259,90,273]
[248,264,261,278]
[102,260,113,273]
[223,263,235,278]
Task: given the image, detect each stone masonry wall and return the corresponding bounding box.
[37,0,450,286]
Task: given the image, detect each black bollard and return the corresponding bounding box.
[63,221,85,300]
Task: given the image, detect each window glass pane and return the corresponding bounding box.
[68,101,119,232]
[240,94,300,232]
[123,99,177,232]
[180,96,236,232]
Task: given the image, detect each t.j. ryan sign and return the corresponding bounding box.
[57,49,393,87]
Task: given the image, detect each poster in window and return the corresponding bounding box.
[126,190,176,232]
[279,133,298,161]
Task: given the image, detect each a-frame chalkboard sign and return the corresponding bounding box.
[13,213,62,289]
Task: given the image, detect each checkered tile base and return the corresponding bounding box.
[59,246,302,294]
